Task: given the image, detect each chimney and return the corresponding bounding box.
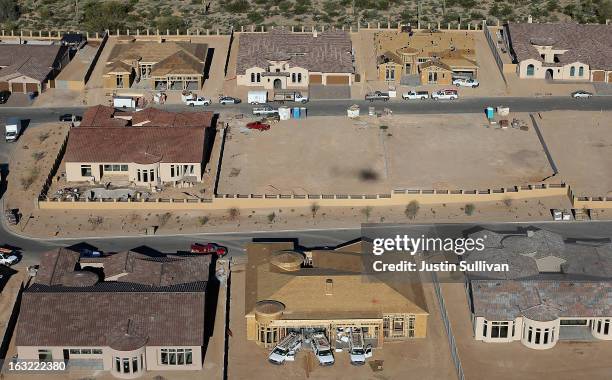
[528,15,533,23]
[325,279,333,295]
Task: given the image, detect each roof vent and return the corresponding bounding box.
[325,278,333,295]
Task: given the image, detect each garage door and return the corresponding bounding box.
[0,82,8,91]
[592,71,605,82]
[326,75,350,85]
[11,83,24,93]
[25,83,38,93]
[309,74,322,84]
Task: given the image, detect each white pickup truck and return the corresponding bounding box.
[402,90,429,100]
[431,89,459,100]
[252,105,278,116]
[348,328,372,365]
[0,249,18,266]
[268,332,302,365]
[311,333,334,366]
[184,95,212,106]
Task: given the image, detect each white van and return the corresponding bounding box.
[5,117,21,142]
[311,333,334,366]
[268,332,302,365]
[248,90,268,104]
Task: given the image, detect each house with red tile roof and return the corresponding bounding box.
[64,106,215,187]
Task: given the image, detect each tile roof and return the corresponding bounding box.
[471,279,612,321]
[0,44,65,82]
[130,108,214,128]
[506,22,612,70]
[236,30,354,75]
[64,125,206,164]
[81,105,130,127]
[16,290,206,347]
[105,40,207,76]
[15,248,210,347]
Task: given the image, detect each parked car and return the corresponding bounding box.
[252,105,278,116]
[0,248,18,266]
[184,96,212,106]
[0,90,10,104]
[219,96,241,105]
[59,114,82,122]
[268,332,302,365]
[365,91,390,102]
[80,248,102,258]
[402,90,429,100]
[190,243,228,257]
[571,90,593,99]
[431,89,459,100]
[452,77,479,88]
[246,121,271,131]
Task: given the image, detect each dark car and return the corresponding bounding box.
[0,91,10,104]
[219,96,241,105]
[59,114,82,122]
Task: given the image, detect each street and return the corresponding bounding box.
[1,96,612,123]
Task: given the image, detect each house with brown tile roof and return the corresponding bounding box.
[504,22,612,82]
[0,44,70,93]
[244,239,428,349]
[15,248,212,379]
[64,106,215,187]
[102,38,208,90]
[236,29,355,91]
[374,30,478,85]
[464,228,612,350]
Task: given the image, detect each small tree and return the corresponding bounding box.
[267,212,276,223]
[465,203,476,216]
[198,216,209,225]
[228,207,240,220]
[503,198,513,208]
[310,203,320,218]
[405,200,420,220]
[361,206,373,222]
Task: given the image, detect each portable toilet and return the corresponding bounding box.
[300,107,307,118]
[292,107,300,119]
[486,107,494,120]
[278,107,291,120]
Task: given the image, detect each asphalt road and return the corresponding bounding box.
[0,96,611,123]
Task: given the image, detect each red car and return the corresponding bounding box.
[246,121,270,131]
[190,243,228,257]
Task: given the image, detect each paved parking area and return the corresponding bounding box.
[217,113,550,195]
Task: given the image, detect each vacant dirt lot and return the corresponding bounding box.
[227,262,456,380]
[537,111,612,197]
[217,114,550,195]
[442,281,612,380]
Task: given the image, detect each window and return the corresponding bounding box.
[80,165,92,177]
[526,64,535,76]
[257,73,261,82]
[115,357,121,372]
[483,323,488,338]
[428,71,438,83]
[137,169,141,182]
[383,317,390,338]
[116,75,124,88]
[408,316,416,338]
[570,66,576,76]
[81,349,91,354]
[122,358,130,373]
[490,321,509,338]
[251,73,255,82]
[92,349,102,354]
[103,164,128,172]
[385,67,395,81]
[292,73,296,82]
[393,317,404,334]
[38,350,52,362]
[170,165,175,177]
[561,319,588,326]
[132,357,138,372]
[142,170,148,182]
[579,66,584,77]
[150,169,155,182]
[160,349,193,366]
[417,57,429,63]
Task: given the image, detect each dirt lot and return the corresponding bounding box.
[3,123,70,219]
[442,281,612,380]
[537,111,612,197]
[217,114,551,195]
[227,262,457,380]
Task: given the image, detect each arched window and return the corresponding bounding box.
[526,64,535,76]
[570,66,576,76]
[579,66,584,77]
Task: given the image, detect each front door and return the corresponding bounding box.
[63,349,70,361]
[273,79,282,90]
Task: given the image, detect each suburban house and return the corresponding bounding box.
[236,29,355,91]
[102,38,208,90]
[63,106,215,187]
[375,30,478,85]
[245,240,428,350]
[15,248,212,379]
[0,44,70,93]
[464,228,612,350]
[503,22,612,82]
